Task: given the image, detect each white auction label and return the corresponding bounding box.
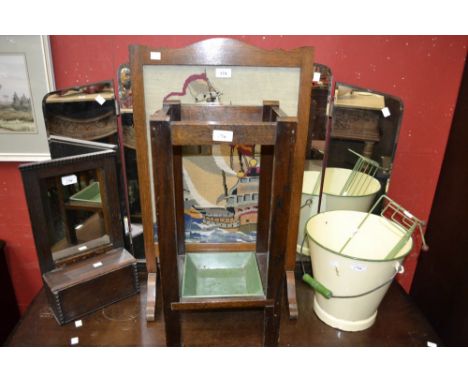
[93,261,103,268]
[70,337,79,345]
[403,210,414,219]
[78,245,88,251]
[61,174,78,186]
[381,107,391,118]
[150,51,161,60]
[351,263,367,272]
[313,71,321,82]
[95,94,106,105]
[215,68,232,78]
[75,320,83,328]
[212,129,233,142]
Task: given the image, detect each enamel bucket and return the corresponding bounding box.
[306,210,413,331]
[297,168,381,255]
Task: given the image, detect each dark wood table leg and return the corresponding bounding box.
[151,118,182,346]
[264,304,279,346]
[286,270,298,319]
[145,272,157,321]
[263,120,296,346]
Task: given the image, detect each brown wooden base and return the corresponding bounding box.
[43,248,139,325]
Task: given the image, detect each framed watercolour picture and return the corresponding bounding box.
[0,54,37,133]
[0,36,55,162]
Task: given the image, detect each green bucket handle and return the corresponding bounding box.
[302,264,404,300]
[302,274,332,299]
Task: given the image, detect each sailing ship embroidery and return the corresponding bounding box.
[162,71,258,242]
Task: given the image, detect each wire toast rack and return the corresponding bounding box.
[339,194,428,260]
[339,149,381,196]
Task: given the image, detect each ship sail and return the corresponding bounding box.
[182,167,219,208]
[212,145,237,176]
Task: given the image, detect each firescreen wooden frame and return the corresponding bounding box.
[130,38,314,320]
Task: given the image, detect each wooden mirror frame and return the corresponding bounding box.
[20,150,125,275]
[130,38,314,320]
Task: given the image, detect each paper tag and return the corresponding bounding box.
[403,210,414,219]
[75,320,83,328]
[215,68,232,78]
[124,216,129,235]
[351,263,367,272]
[427,341,437,347]
[95,94,105,105]
[61,174,78,186]
[78,245,88,251]
[381,107,391,118]
[93,261,103,268]
[313,71,321,82]
[212,129,233,142]
[70,337,79,345]
[150,51,161,60]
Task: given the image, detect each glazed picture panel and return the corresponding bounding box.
[143,65,300,115]
[0,54,36,133]
[143,65,300,244]
[0,36,54,161]
[153,145,260,243]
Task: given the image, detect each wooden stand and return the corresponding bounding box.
[151,101,296,346]
[130,39,314,321]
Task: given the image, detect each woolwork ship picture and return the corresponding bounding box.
[152,144,260,244]
[183,144,260,243]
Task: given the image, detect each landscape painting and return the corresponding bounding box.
[0,54,36,133]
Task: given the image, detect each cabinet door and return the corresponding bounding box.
[0,241,20,344]
[410,60,468,346]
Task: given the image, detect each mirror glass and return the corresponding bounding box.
[43,168,110,264]
[42,80,138,254]
[118,63,141,227]
[328,82,403,190]
[298,74,404,255]
[42,81,118,144]
[297,64,333,254]
[306,63,333,166]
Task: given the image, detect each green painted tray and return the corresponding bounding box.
[181,252,264,299]
[69,182,101,204]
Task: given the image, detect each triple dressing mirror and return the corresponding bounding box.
[298,68,405,259]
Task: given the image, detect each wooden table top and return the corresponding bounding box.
[7,272,440,346]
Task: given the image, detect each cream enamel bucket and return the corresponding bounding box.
[306,210,413,331]
[297,168,381,255]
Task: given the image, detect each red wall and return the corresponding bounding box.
[1,36,466,313]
